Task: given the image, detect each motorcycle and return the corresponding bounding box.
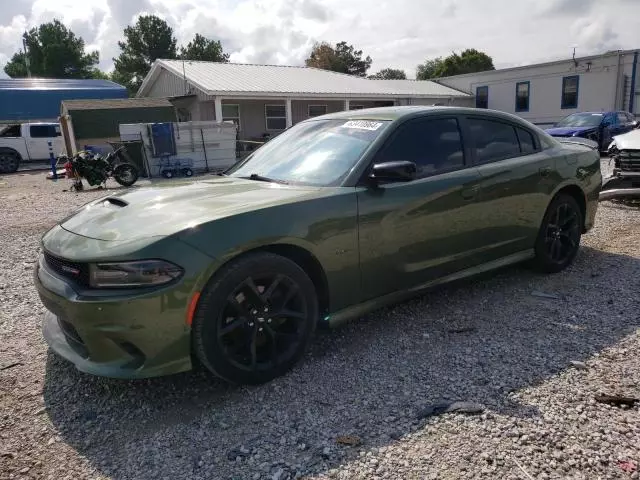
[60,146,139,191]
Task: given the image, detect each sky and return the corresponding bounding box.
[0,0,639,80]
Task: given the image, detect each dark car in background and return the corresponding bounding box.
[545,111,637,151]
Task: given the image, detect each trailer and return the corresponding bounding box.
[119,120,237,177]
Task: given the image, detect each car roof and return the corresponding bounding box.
[317,105,530,123]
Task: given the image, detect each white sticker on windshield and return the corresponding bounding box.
[343,120,383,131]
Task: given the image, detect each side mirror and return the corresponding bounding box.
[368,161,417,184]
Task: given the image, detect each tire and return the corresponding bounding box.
[113,163,139,187]
[0,150,20,174]
[183,168,193,177]
[532,193,583,273]
[192,252,318,385]
[162,170,173,179]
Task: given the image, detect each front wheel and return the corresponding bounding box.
[0,151,20,174]
[192,253,318,384]
[113,163,139,187]
[531,194,583,273]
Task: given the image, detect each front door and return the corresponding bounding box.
[357,116,485,300]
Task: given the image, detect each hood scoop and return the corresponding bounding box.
[101,197,129,208]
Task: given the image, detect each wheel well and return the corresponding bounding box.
[556,185,586,230]
[224,244,331,316]
[0,147,22,160]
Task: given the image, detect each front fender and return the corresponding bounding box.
[176,192,361,314]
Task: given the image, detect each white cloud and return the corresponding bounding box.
[0,0,638,79]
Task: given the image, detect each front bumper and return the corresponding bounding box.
[34,234,211,379]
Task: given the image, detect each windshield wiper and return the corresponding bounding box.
[244,173,289,185]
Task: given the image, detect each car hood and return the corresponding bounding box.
[610,128,640,150]
[60,176,332,241]
[545,126,597,136]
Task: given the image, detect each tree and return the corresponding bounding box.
[3,20,100,79]
[113,15,178,94]
[305,41,372,77]
[416,58,444,80]
[369,68,407,80]
[416,49,494,79]
[180,33,229,62]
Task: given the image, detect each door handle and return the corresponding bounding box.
[539,166,552,177]
[461,185,479,200]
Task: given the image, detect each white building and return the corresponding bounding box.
[137,60,471,141]
[436,49,639,127]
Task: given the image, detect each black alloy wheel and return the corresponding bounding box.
[192,252,318,384]
[545,202,581,264]
[533,193,583,273]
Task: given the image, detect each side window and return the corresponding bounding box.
[376,118,465,177]
[475,86,488,109]
[617,112,628,124]
[467,117,520,163]
[30,125,58,138]
[0,125,21,137]
[516,127,536,154]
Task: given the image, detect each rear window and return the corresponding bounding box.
[467,118,520,163]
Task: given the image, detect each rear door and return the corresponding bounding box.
[461,115,556,261]
[26,124,62,160]
[357,115,486,300]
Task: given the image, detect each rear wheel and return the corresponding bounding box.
[192,253,318,384]
[113,164,139,187]
[0,150,20,174]
[532,194,583,273]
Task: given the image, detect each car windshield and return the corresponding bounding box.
[555,113,603,127]
[226,118,391,186]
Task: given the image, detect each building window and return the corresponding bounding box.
[265,104,287,130]
[349,105,365,110]
[475,86,488,109]
[515,81,530,112]
[308,105,328,117]
[222,104,240,128]
[561,75,579,109]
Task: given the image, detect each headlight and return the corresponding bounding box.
[89,260,183,288]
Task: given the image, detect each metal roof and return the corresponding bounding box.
[139,60,469,99]
[62,98,173,111]
[0,78,125,91]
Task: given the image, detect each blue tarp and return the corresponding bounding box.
[0,78,127,122]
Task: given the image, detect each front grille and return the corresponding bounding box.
[44,251,90,287]
[617,150,640,172]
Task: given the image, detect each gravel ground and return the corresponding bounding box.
[1,163,639,480]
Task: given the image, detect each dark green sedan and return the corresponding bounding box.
[36,106,602,384]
